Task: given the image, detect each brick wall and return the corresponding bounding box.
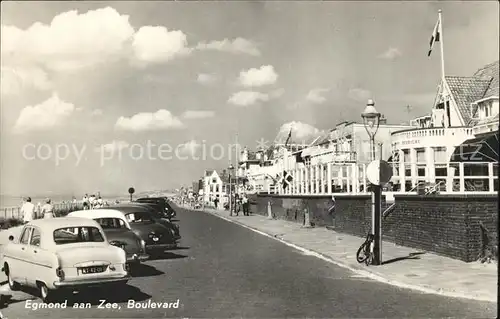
[251,193,498,262]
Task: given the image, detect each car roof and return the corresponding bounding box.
[28,217,101,230]
[105,205,154,213]
[69,209,126,219]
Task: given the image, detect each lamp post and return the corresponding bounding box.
[361,99,382,266]
[228,164,234,216]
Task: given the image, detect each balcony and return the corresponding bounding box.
[391,127,475,150]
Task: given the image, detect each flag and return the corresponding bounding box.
[428,17,441,57]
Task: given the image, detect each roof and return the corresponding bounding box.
[69,209,126,220]
[104,205,153,213]
[446,60,498,125]
[28,217,100,229]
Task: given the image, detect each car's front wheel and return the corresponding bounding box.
[5,264,20,291]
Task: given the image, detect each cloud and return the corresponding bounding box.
[197,73,217,85]
[91,109,103,116]
[269,88,285,99]
[378,47,402,60]
[13,93,75,133]
[115,109,185,132]
[348,88,372,102]
[196,37,260,56]
[97,140,130,152]
[132,26,191,64]
[238,65,278,87]
[1,7,135,72]
[228,91,270,106]
[306,88,330,104]
[276,121,323,144]
[177,140,201,155]
[1,66,52,97]
[181,110,215,119]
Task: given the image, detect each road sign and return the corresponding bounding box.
[366,160,393,186]
[128,187,135,194]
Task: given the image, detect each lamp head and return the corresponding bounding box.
[361,99,381,137]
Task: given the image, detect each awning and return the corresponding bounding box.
[450,131,499,162]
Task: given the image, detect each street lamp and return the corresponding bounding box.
[361,99,381,161]
[361,99,382,266]
[228,164,234,216]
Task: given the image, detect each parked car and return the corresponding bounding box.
[109,203,180,240]
[67,209,149,265]
[0,217,130,302]
[98,205,179,254]
[136,197,177,218]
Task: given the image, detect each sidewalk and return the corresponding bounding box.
[197,206,497,303]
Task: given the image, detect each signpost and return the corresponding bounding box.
[366,160,392,265]
[128,187,135,202]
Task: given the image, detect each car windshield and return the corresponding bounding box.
[125,212,154,223]
[95,218,127,229]
[53,226,105,245]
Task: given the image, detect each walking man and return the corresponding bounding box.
[242,194,250,216]
[21,197,35,224]
[41,198,55,218]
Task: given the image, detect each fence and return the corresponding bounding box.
[267,161,498,196]
[1,202,83,220]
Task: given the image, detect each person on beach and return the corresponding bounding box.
[41,198,55,218]
[82,194,89,210]
[96,196,103,208]
[21,197,35,224]
[89,194,96,209]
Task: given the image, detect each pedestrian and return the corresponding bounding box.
[242,194,249,216]
[213,197,219,209]
[21,197,35,224]
[41,198,55,219]
[82,194,89,210]
[96,196,104,208]
[89,194,96,209]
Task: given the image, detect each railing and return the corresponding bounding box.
[391,127,475,148]
[264,161,498,196]
[1,202,84,219]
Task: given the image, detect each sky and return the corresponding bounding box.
[0,1,498,197]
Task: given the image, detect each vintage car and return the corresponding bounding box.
[1,217,130,302]
[108,203,180,240]
[97,205,179,254]
[136,197,177,218]
[68,210,149,265]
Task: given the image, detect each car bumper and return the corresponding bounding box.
[146,243,178,251]
[53,275,130,289]
[126,253,150,263]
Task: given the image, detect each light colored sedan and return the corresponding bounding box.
[1,217,130,302]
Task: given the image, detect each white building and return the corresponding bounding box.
[390,60,499,192]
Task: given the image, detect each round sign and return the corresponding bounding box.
[128,187,135,194]
[366,160,393,186]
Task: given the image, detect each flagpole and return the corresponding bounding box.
[438,9,445,83]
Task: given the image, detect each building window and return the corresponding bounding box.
[416,150,426,163]
[215,185,219,192]
[433,147,447,163]
[304,157,311,167]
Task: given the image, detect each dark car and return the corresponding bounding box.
[113,202,180,240]
[136,197,177,218]
[100,205,179,254]
[68,209,149,265]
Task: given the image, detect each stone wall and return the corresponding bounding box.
[251,193,498,262]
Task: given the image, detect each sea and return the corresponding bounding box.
[0,194,131,209]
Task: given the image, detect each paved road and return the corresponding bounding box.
[1,206,496,318]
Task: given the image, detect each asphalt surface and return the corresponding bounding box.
[1,206,497,318]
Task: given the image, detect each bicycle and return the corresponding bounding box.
[356,233,375,266]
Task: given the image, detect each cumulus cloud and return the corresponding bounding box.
[181,110,215,119]
[1,7,135,72]
[238,65,278,87]
[97,140,130,153]
[91,109,103,116]
[13,93,75,133]
[115,109,185,132]
[132,26,191,64]
[197,73,217,85]
[306,88,330,104]
[348,88,372,102]
[276,121,323,145]
[378,47,402,60]
[1,66,52,97]
[196,37,260,56]
[228,91,270,106]
[177,140,201,156]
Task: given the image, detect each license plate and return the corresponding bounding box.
[80,266,107,274]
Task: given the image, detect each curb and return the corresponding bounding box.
[202,209,496,303]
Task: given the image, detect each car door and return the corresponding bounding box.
[25,226,52,287]
[12,226,32,285]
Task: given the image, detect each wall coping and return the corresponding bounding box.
[394,194,498,201]
[256,194,374,200]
